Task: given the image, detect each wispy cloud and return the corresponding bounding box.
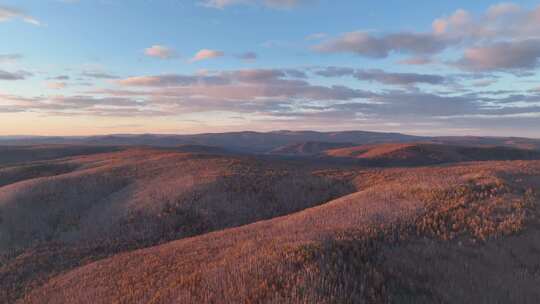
[0,53,23,63]
[190,49,225,62]
[49,75,70,81]
[237,52,257,61]
[0,5,41,26]
[398,56,433,65]
[0,69,32,80]
[313,31,448,58]
[305,33,327,41]
[315,67,446,86]
[4,65,540,136]
[81,71,119,79]
[144,45,177,59]
[201,0,314,9]
[46,82,67,89]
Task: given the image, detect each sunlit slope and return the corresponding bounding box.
[0,145,122,166]
[324,143,540,165]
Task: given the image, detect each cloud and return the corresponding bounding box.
[0,93,165,117]
[0,53,22,63]
[50,96,141,108]
[313,67,355,77]
[113,68,370,103]
[432,9,472,36]
[314,4,540,75]
[0,70,32,80]
[5,65,540,136]
[454,39,540,72]
[472,79,497,87]
[315,67,446,86]
[46,82,67,89]
[433,3,540,40]
[190,49,225,62]
[117,69,308,87]
[237,52,257,61]
[49,75,70,80]
[306,32,327,40]
[108,68,538,121]
[0,5,41,25]
[118,74,230,87]
[201,0,313,9]
[355,69,446,86]
[398,56,433,65]
[144,45,177,59]
[313,31,448,58]
[81,71,119,79]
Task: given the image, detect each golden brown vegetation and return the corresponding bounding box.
[11,157,540,304]
[1,144,540,303]
[0,148,357,303]
[324,143,540,166]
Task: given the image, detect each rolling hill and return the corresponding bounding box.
[0,147,356,303]
[324,143,540,166]
[15,160,540,303]
[269,141,356,155]
[0,145,122,166]
[1,140,539,303]
[1,131,539,154]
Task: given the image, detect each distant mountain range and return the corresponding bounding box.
[0,130,539,153]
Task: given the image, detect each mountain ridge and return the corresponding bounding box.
[1,130,539,153]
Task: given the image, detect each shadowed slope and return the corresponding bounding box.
[0,148,354,252]
[269,141,356,156]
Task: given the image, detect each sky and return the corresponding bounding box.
[0,0,539,137]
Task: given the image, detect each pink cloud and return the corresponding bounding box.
[314,31,447,58]
[46,82,67,89]
[201,0,310,9]
[398,56,433,65]
[144,45,176,59]
[190,49,225,62]
[456,39,540,71]
[0,5,40,25]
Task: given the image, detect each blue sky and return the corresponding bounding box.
[0,0,539,136]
